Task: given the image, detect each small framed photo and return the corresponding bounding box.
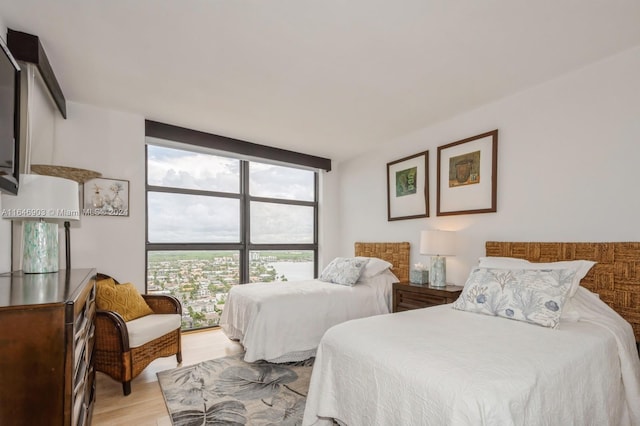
[437,130,498,216]
[387,151,429,221]
[83,177,129,216]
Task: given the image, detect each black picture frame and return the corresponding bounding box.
[83,177,130,216]
[437,130,498,216]
[387,151,429,221]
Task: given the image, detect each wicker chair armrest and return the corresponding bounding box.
[96,272,120,284]
[95,310,130,351]
[142,294,182,315]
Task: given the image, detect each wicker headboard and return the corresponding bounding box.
[354,242,410,283]
[486,241,640,343]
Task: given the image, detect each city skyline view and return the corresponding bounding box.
[147,250,314,329]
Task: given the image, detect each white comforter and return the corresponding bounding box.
[220,272,395,363]
[303,286,640,426]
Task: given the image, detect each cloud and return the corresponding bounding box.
[147,144,315,243]
[249,163,314,201]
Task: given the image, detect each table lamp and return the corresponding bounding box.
[1,174,79,273]
[420,230,456,288]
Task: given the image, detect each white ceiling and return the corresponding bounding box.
[2,1,640,162]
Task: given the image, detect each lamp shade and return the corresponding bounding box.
[420,230,456,256]
[1,174,80,221]
[1,174,80,273]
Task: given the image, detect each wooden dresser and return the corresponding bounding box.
[0,268,97,426]
[393,282,463,312]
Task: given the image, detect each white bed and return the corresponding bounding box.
[220,242,410,363]
[303,241,640,426]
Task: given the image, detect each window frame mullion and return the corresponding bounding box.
[240,160,250,284]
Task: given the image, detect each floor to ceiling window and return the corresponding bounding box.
[145,121,330,331]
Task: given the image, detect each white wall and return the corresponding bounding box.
[23,65,58,168]
[53,102,146,288]
[335,46,640,286]
[318,162,341,268]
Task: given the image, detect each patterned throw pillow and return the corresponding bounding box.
[319,257,368,286]
[452,268,575,329]
[96,278,154,321]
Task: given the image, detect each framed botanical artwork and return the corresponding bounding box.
[437,130,498,216]
[83,177,130,216]
[387,151,429,221]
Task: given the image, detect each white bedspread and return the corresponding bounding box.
[220,273,394,362]
[303,286,640,426]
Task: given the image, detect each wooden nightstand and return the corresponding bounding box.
[392,282,463,312]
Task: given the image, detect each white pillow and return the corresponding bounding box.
[357,268,399,286]
[478,257,595,297]
[453,267,574,329]
[477,257,529,269]
[356,257,393,278]
[319,257,368,286]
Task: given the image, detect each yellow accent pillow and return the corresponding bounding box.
[96,278,154,321]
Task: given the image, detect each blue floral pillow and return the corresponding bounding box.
[319,257,368,286]
[452,268,575,329]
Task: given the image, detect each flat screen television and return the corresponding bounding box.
[0,36,21,195]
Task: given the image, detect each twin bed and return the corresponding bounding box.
[302,241,640,426]
[220,242,409,363]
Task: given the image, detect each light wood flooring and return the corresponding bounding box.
[92,327,243,426]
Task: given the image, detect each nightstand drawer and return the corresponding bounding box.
[392,282,463,313]
[396,292,447,311]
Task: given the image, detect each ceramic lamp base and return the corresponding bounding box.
[22,221,59,273]
[430,256,447,288]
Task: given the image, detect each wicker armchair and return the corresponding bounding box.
[94,273,182,395]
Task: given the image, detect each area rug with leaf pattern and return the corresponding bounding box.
[157,353,314,426]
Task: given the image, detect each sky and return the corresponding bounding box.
[146,143,314,244]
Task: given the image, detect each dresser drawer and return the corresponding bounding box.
[72,279,96,426]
